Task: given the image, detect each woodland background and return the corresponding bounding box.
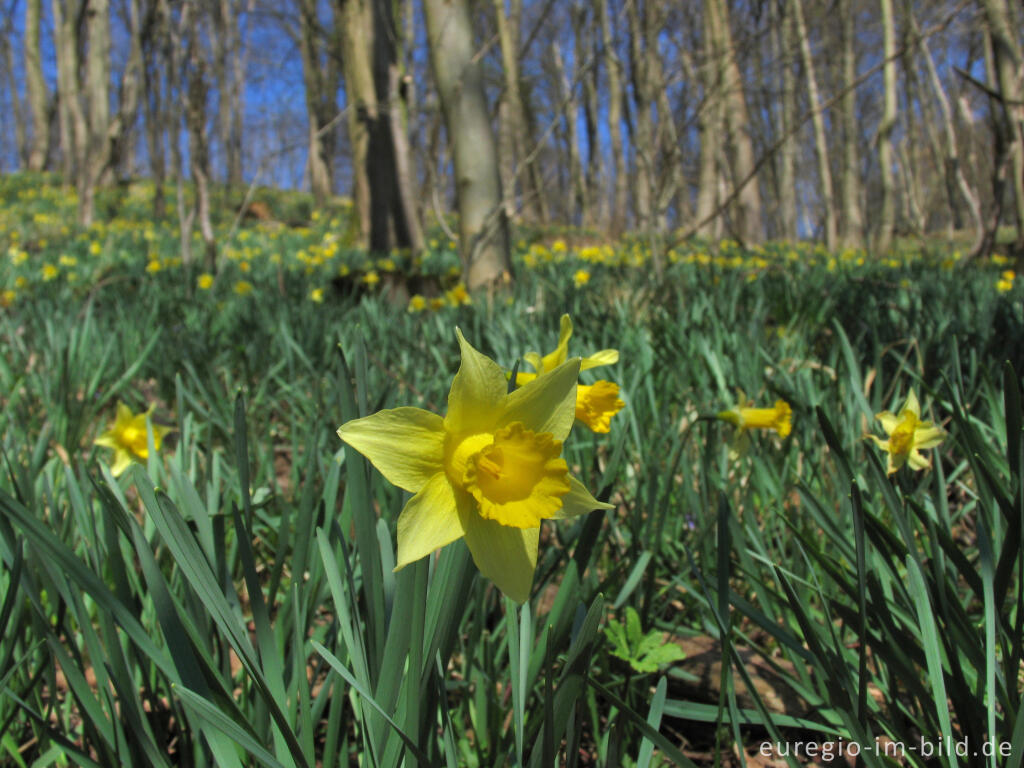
[0,0,1022,286]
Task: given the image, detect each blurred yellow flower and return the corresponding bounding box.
[717,394,792,438]
[446,282,471,306]
[197,273,214,290]
[429,297,446,311]
[233,280,254,296]
[42,264,58,281]
[337,330,610,603]
[408,294,427,312]
[1,289,15,307]
[573,269,591,287]
[59,254,78,267]
[89,241,102,255]
[362,270,380,286]
[94,402,171,477]
[998,270,1015,293]
[516,315,623,433]
[310,287,325,303]
[867,390,944,475]
[146,260,162,274]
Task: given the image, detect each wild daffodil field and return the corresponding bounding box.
[3,172,1024,767]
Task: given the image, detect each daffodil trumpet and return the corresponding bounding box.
[337,329,611,604]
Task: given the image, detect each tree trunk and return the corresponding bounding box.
[792,0,836,250]
[299,0,334,206]
[875,0,898,254]
[144,0,168,218]
[695,0,723,241]
[1,32,27,168]
[706,0,762,243]
[423,0,511,289]
[626,0,653,233]
[341,0,424,253]
[838,0,863,248]
[980,0,1024,249]
[912,8,983,251]
[25,0,50,171]
[598,0,627,235]
[776,2,797,241]
[184,16,217,272]
[550,40,583,225]
[494,0,543,222]
[51,0,78,182]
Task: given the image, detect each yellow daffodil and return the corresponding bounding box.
[997,270,1015,293]
[362,270,380,286]
[95,402,171,477]
[337,329,611,603]
[573,269,591,287]
[197,273,214,290]
[515,314,624,433]
[233,280,254,296]
[867,390,944,474]
[446,282,471,306]
[408,294,427,312]
[717,393,792,438]
[310,287,325,303]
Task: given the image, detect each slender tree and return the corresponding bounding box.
[423,0,511,289]
[979,0,1024,249]
[875,0,899,254]
[837,0,863,247]
[25,0,50,171]
[341,0,424,253]
[792,0,837,250]
[705,0,763,243]
[598,0,627,235]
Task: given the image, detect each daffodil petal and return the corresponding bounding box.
[459,503,539,604]
[116,402,134,425]
[901,390,921,418]
[338,407,445,493]
[445,329,507,434]
[875,411,899,434]
[886,450,907,475]
[514,371,538,386]
[866,434,890,450]
[109,450,134,477]
[580,349,619,370]
[539,315,573,371]
[498,357,580,441]
[394,472,465,569]
[94,431,120,449]
[523,352,543,372]
[907,450,931,471]
[548,476,613,519]
[914,424,945,449]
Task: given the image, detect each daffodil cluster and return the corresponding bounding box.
[337,328,612,603]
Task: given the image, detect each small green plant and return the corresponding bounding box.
[605,606,686,673]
